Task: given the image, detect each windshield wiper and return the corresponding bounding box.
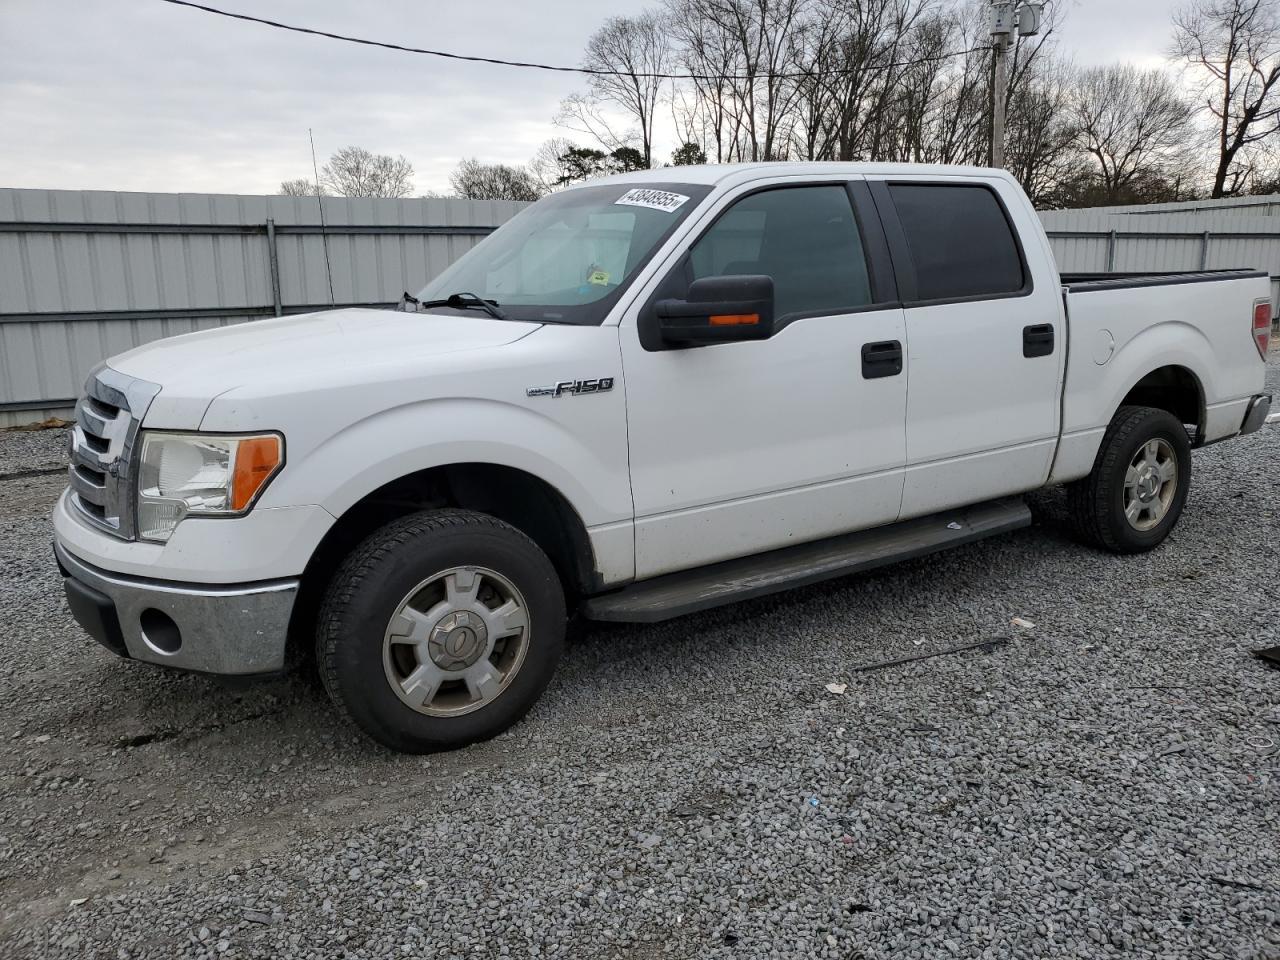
[408,291,513,322]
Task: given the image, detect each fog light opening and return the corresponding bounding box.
[139,608,182,655]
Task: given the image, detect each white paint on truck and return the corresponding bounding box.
[51,161,1273,751]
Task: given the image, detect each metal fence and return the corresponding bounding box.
[1039,207,1280,313]
[2,187,1279,426]
[0,189,524,426]
[1052,193,1280,219]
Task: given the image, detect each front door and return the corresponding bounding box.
[620,180,909,580]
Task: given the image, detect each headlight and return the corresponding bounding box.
[137,432,283,542]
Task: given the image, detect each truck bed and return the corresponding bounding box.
[1060,268,1268,292]
[1048,266,1271,487]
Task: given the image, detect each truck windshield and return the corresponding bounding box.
[415,182,711,325]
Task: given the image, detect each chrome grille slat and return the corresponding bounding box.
[76,402,113,439]
[85,395,120,419]
[66,365,161,541]
[69,431,111,471]
[69,468,107,505]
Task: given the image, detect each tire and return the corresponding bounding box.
[317,509,566,753]
[1066,405,1192,554]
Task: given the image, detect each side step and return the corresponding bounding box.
[582,497,1032,624]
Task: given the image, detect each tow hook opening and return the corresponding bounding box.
[139,608,182,654]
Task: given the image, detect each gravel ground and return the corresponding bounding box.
[1,359,1278,960]
[0,426,68,477]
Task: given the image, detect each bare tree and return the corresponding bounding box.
[1003,57,1079,205]
[320,146,415,198]
[449,159,543,201]
[679,0,811,161]
[1243,137,1280,190]
[558,12,670,168]
[1068,65,1195,203]
[1173,0,1280,197]
[560,0,1139,207]
[892,6,990,165]
[667,0,741,162]
[528,137,581,192]
[278,178,325,197]
[822,0,930,162]
[732,0,810,161]
[786,10,843,160]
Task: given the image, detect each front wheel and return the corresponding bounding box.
[317,509,566,752]
[1067,405,1192,554]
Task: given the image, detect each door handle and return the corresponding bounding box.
[861,340,903,379]
[1023,324,1054,358]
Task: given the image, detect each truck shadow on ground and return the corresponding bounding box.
[82,490,1091,760]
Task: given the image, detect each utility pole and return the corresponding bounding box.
[988,1,1042,169]
[989,2,1014,169]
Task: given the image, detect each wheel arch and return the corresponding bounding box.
[1117,363,1206,442]
[1089,320,1215,444]
[287,462,605,662]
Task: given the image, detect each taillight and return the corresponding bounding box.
[1254,298,1272,359]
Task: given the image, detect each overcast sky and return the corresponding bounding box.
[0,0,1182,196]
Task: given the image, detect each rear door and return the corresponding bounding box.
[620,177,909,579]
[866,176,1066,518]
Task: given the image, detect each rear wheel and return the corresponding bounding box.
[317,509,566,752]
[1067,405,1192,554]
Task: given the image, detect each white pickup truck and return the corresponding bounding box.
[54,163,1272,752]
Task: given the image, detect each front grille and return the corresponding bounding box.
[67,366,161,540]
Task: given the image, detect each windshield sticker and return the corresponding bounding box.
[587,268,611,286]
[615,188,690,213]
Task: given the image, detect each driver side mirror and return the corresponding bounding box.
[655,275,775,345]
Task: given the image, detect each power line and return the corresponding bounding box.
[157,0,988,82]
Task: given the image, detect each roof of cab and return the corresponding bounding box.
[579,161,1015,190]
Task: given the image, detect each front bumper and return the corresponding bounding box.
[1240,394,1272,435]
[55,541,298,675]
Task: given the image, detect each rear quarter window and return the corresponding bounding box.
[888,183,1026,302]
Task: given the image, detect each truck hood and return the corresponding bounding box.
[107,308,541,427]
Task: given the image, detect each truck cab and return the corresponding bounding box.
[54,163,1273,752]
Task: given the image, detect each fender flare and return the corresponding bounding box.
[1094,321,1214,431]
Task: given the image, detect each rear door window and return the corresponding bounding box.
[887,183,1025,302]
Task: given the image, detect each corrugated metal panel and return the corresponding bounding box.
[1061,193,1280,217]
[1045,234,1109,272]
[0,405,78,430]
[0,314,254,406]
[4,188,1279,425]
[1040,211,1280,263]
[1039,206,1280,324]
[0,189,526,414]
[1115,235,1201,272]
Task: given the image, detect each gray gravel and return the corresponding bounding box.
[0,425,69,477]
[2,358,1278,959]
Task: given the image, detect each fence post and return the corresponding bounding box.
[265,218,283,317]
[1198,230,1210,271]
[1105,229,1117,272]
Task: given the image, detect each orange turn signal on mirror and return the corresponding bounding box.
[709,313,759,326]
[230,435,283,511]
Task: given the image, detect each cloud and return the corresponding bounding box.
[1054,0,1178,68]
[0,0,1177,195]
[0,0,654,194]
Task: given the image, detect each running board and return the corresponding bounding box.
[582,497,1032,623]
